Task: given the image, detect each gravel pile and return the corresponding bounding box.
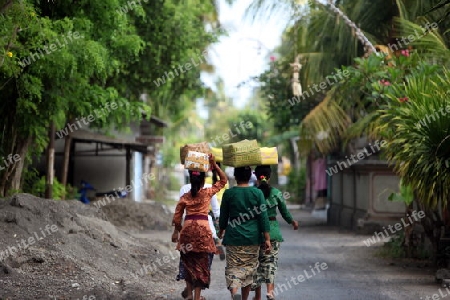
[99,199,172,231]
[0,194,179,300]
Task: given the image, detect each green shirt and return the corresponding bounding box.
[264,187,294,242]
[219,186,270,246]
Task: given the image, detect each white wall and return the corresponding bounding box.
[132,151,143,202]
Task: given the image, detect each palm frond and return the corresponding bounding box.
[344,111,384,143]
[298,94,351,154]
[423,0,450,15]
[391,17,449,60]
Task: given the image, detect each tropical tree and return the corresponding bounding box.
[297,14,450,262]
[0,0,222,196]
[246,0,449,145]
[241,0,450,261]
[372,59,450,261]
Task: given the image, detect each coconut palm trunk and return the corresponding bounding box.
[324,0,377,54]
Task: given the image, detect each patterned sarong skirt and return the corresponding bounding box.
[225,245,260,289]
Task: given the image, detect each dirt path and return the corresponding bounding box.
[140,209,440,300]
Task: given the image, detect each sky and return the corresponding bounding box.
[199,0,291,116]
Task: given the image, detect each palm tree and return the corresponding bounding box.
[239,0,450,262]
[298,0,450,155]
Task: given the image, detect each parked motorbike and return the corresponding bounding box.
[78,180,95,204]
[78,180,127,204]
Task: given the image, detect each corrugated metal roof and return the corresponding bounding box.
[70,129,148,153]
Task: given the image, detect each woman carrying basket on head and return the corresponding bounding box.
[251,165,299,300]
[172,154,227,300]
[218,166,272,300]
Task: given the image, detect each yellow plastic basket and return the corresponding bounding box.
[260,147,278,165]
[210,147,223,162]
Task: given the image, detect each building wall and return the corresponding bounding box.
[327,159,404,230]
[72,144,128,194]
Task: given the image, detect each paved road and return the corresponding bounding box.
[161,209,441,300]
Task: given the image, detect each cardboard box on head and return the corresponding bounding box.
[180,142,211,164]
[184,151,210,172]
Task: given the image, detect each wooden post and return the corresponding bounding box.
[60,135,72,199]
[125,146,131,187]
[68,141,76,186]
[45,122,56,199]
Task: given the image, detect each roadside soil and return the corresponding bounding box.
[0,194,178,300]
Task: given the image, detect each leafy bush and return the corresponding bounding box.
[22,168,40,194]
[20,169,80,200]
[286,167,306,203]
[31,177,65,199]
[376,231,431,260]
[385,233,405,258]
[168,173,182,191]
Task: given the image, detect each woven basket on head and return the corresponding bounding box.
[222,139,261,167]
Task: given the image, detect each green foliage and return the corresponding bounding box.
[0,0,222,195]
[258,62,318,133]
[376,231,431,260]
[388,179,414,206]
[376,232,406,259]
[286,167,306,203]
[162,142,179,168]
[315,47,449,211]
[168,173,182,192]
[373,61,450,210]
[226,110,269,144]
[321,49,450,211]
[21,167,41,194]
[27,176,78,200]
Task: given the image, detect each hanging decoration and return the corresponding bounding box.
[290,55,302,97]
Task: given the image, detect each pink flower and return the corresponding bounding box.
[400,49,410,57]
[399,97,409,103]
[270,56,276,62]
[380,79,391,86]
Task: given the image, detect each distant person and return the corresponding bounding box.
[249,172,257,187]
[172,155,227,300]
[205,162,229,246]
[251,165,299,300]
[184,168,190,184]
[225,166,235,188]
[312,156,327,210]
[218,166,271,300]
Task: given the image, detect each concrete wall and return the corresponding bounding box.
[71,143,128,193]
[327,158,405,230]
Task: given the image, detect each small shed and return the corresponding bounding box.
[33,115,168,202]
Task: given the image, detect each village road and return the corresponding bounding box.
[162,208,443,300]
